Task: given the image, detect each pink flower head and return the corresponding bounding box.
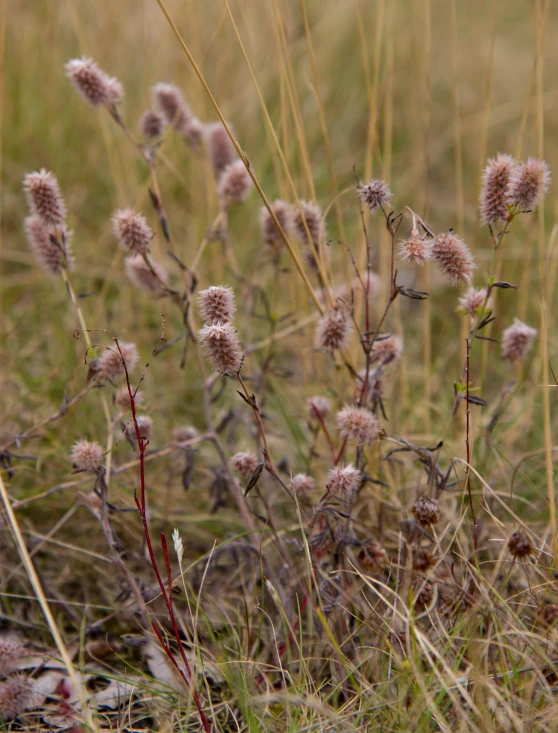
[507,157,551,211]
[23,169,66,228]
[231,451,259,479]
[198,285,236,324]
[139,109,165,139]
[326,464,362,495]
[479,153,515,225]
[292,200,324,246]
[217,160,253,206]
[24,216,73,274]
[71,439,103,472]
[260,200,292,247]
[336,406,380,445]
[65,57,123,106]
[205,122,236,177]
[307,396,331,421]
[399,231,432,265]
[432,232,475,284]
[357,178,392,213]
[95,342,139,384]
[151,82,192,130]
[371,335,403,365]
[292,473,315,493]
[113,208,154,255]
[199,322,243,376]
[501,318,537,362]
[315,300,351,353]
[125,256,169,296]
[457,287,491,318]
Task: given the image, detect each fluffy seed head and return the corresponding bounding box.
[172,425,198,444]
[356,369,385,404]
[292,200,324,245]
[151,83,191,129]
[371,334,404,365]
[260,200,292,247]
[65,57,122,106]
[127,416,153,443]
[124,256,169,296]
[198,285,236,324]
[23,169,66,228]
[412,496,440,526]
[412,547,435,572]
[508,528,532,558]
[231,452,260,479]
[432,232,475,284]
[0,673,35,721]
[113,208,154,255]
[357,178,392,213]
[399,231,432,265]
[71,440,103,472]
[139,109,165,139]
[0,635,25,675]
[96,342,139,384]
[182,117,204,150]
[501,318,537,362]
[457,287,491,318]
[336,406,380,445]
[507,157,551,211]
[199,322,243,376]
[358,541,388,572]
[205,122,236,176]
[114,387,143,410]
[326,464,362,495]
[307,396,331,421]
[24,216,73,274]
[217,160,253,206]
[292,473,315,493]
[479,153,515,225]
[315,301,352,353]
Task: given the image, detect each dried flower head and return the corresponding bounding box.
[198,285,236,324]
[326,464,362,495]
[139,109,165,139]
[507,157,551,211]
[95,342,139,384]
[412,547,435,572]
[217,160,253,206]
[23,169,66,228]
[71,440,103,472]
[432,232,475,284]
[127,415,153,443]
[0,673,35,721]
[336,406,380,445]
[307,396,331,421]
[114,387,143,410]
[0,634,25,676]
[151,83,191,129]
[501,318,537,362]
[355,369,385,405]
[113,209,154,255]
[292,200,324,245]
[172,425,198,444]
[479,153,515,225]
[412,577,434,606]
[399,230,432,265]
[24,216,73,274]
[538,603,558,628]
[205,122,236,177]
[412,495,440,526]
[358,541,388,572]
[182,117,204,150]
[260,200,292,247]
[125,256,169,296]
[292,473,315,493]
[508,528,532,558]
[315,301,352,353]
[231,451,260,479]
[371,334,404,365]
[457,287,491,318]
[357,178,392,213]
[199,322,243,376]
[65,57,122,106]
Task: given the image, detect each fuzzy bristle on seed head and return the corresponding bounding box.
[65,57,122,106]
[23,169,66,228]
[260,200,292,247]
[198,285,236,324]
[113,208,154,255]
[479,153,515,225]
[292,473,315,493]
[126,415,153,443]
[371,335,404,365]
[336,406,380,445]
[508,528,532,558]
[457,287,491,317]
[205,122,236,177]
[115,387,143,410]
[432,232,475,284]
[151,83,192,129]
[139,109,165,139]
[199,322,243,376]
[507,157,551,211]
[326,464,362,495]
[315,301,351,353]
[412,495,440,526]
[0,673,35,721]
[71,439,103,472]
[231,452,259,479]
[356,369,385,404]
[399,231,432,265]
[217,160,253,206]
[96,342,139,384]
[501,318,537,362]
[24,216,72,274]
[0,634,25,676]
[125,256,169,296]
[292,200,324,246]
[172,425,198,444]
[307,396,331,421]
[358,541,388,572]
[357,178,392,213]
[182,117,204,150]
